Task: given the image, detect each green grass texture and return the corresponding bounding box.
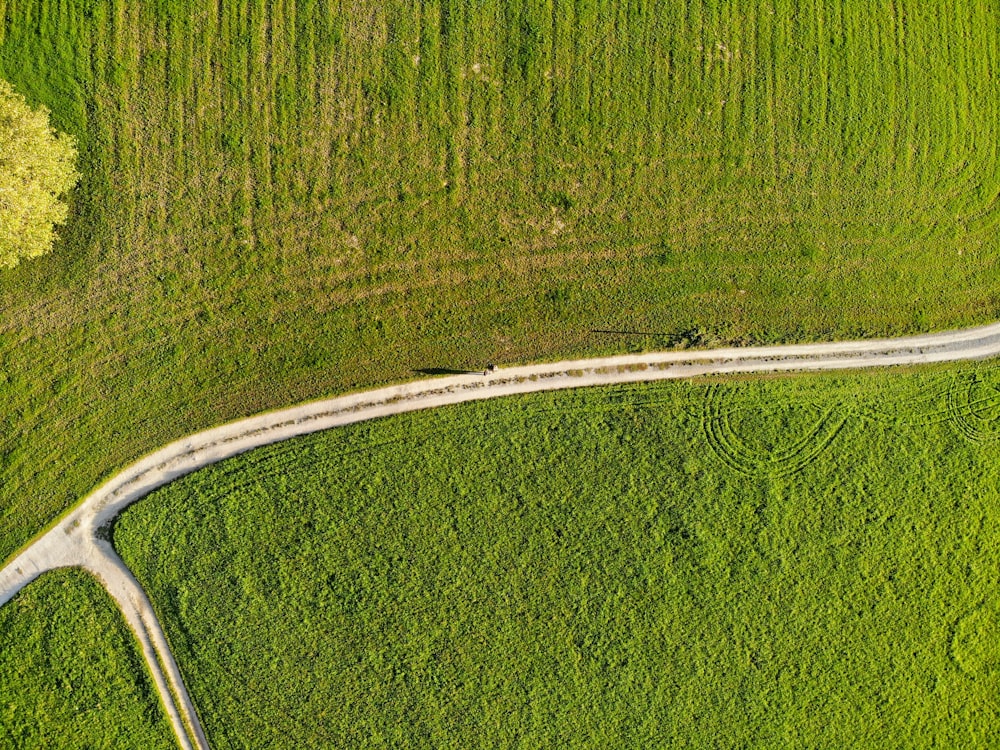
[115,363,1000,748]
[0,569,175,749]
[1,0,999,561]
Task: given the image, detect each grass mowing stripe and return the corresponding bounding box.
[0,0,999,566]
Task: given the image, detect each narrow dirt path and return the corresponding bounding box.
[3,320,1000,749]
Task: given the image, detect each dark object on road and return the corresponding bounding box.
[484,363,497,376]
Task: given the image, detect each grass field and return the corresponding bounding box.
[0,1,999,561]
[0,568,174,748]
[115,363,1000,748]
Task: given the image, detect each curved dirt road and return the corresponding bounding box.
[4,320,1000,749]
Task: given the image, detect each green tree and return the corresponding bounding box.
[0,80,78,268]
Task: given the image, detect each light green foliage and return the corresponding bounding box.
[116,364,1000,748]
[0,79,78,267]
[0,1,999,560]
[0,569,175,749]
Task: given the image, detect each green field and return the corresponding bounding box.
[0,0,998,562]
[0,569,174,748]
[115,364,1000,748]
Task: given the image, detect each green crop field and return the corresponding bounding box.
[0,569,174,748]
[115,363,1000,748]
[0,0,998,563]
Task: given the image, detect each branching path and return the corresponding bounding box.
[4,321,1000,749]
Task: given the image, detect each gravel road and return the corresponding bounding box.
[4,320,1000,750]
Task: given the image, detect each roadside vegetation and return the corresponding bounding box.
[0,568,174,749]
[0,0,998,562]
[116,364,1000,748]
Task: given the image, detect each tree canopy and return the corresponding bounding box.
[0,80,78,268]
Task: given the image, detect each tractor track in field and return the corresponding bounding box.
[4,320,1000,749]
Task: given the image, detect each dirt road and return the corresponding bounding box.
[4,320,1000,749]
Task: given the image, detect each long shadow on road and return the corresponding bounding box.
[413,368,482,376]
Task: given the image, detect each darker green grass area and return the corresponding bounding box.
[116,363,1000,748]
[1,0,1000,561]
[0,568,175,749]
